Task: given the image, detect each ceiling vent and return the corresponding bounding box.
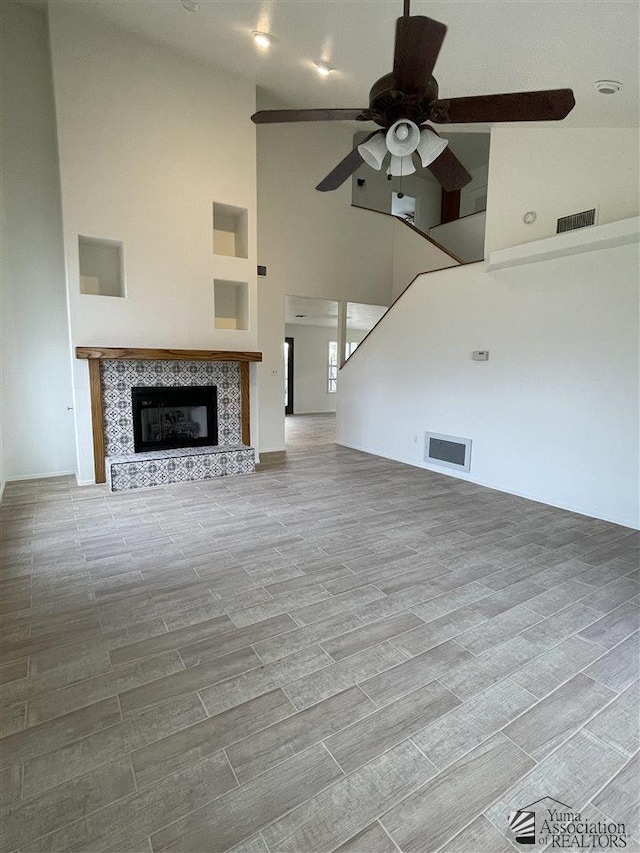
[556,208,597,234]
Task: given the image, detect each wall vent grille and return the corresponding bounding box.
[424,432,472,473]
[556,208,597,234]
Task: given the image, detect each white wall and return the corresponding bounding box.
[485,127,640,254]
[48,5,258,482]
[392,219,459,300]
[337,232,640,528]
[285,324,337,414]
[0,2,76,489]
[459,163,489,218]
[429,211,486,264]
[284,323,369,415]
[257,118,395,451]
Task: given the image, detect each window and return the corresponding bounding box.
[328,341,359,393]
[328,341,338,393]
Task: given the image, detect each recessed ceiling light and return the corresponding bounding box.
[594,80,623,95]
[252,31,273,49]
[315,62,332,77]
[180,0,199,11]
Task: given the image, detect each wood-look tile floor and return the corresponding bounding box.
[1,415,639,853]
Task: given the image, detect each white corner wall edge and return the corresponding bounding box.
[487,216,640,271]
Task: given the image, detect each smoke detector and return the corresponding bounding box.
[594,80,623,95]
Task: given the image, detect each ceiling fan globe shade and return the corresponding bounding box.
[386,119,421,156]
[387,154,416,176]
[417,128,449,167]
[357,133,388,170]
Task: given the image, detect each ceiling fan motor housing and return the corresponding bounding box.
[368,72,440,126]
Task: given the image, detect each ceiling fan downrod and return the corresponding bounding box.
[403,0,411,16]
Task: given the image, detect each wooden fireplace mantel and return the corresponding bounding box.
[76,347,262,362]
[76,347,262,484]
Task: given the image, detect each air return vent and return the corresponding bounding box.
[556,208,597,234]
[424,432,472,473]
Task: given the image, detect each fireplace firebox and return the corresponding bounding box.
[131,386,218,453]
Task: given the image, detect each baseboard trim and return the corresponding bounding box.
[3,470,76,483]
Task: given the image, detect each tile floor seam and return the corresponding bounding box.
[250,643,267,666]
[497,729,539,765]
[584,727,639,762]
[319,740,348,778]
[377,821,406,853]
[128,752,139,792]
[222,745,242,788]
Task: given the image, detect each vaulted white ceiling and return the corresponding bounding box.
[47,0,639,129]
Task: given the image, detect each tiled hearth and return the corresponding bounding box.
[76,348,262,491]
[106,445,255,491]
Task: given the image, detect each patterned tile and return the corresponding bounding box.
[100,360,252,491]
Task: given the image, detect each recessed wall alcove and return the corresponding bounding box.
[76,347,262,487]
[214,279,249,330]
[213,203,248,258]
[78,236,125,297]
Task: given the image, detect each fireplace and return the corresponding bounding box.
[131,385,218,453]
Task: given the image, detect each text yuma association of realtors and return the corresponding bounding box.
[540,808,627,848]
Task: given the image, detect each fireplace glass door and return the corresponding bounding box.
[132,386,218,452]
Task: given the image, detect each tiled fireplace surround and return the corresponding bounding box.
[76,348,261,491]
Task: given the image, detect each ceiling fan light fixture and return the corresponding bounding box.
[357,133,387,170]
[388,154,416,177]
[386,119,421,156]
[252,31,273,49]
[315,62,332,77]
[417,127,449,167]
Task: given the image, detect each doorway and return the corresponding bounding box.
[391,191,417,224]
[284,337,294,415]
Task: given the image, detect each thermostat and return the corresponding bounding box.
[472,351,489,361]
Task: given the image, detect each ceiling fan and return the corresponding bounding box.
[251,0,575,193]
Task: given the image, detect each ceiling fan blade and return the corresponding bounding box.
[251,108,370,124]
[429,89,575,124]
[393,15,447,95]
[427,147,472,192]
[316,148,365,192]
[316,131,381,192]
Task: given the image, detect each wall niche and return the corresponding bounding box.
[78,235,125,297]
[213,203,248,259]
[214,279,248,330]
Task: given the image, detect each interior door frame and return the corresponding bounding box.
[285,336,294,415]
